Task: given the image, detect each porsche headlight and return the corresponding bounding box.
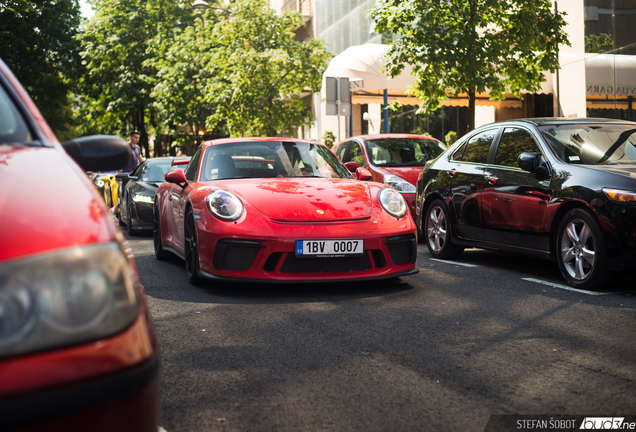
[0,243,139,359]
[378,187,408,218]
[206,190,244,221]
[133,194,154,204]
[383,175,416,193]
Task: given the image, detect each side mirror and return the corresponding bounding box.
[165,168,188,188]
[344,161,360,172]
[115,173,130,181]
[356,167,372,181]
[62,135,131,172]
[518,152,550,180]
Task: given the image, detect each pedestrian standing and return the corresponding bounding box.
[111,130,145,215]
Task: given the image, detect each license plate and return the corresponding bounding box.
[295,239,364,258]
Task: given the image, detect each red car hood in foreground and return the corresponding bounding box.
[0,145,114,262]
[218,178,373,222]
[378,166,423,186]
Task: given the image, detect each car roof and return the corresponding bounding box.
[202,137,319,146]
[487,117,636,127]
[350,134,440,141]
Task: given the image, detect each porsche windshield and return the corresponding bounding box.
[200,142,354,181]
[538,123,636,165]
[365,138,447,166]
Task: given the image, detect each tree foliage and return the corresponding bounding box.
[0,0,82,140]
[370,0,570,131]
[585,33,614,54]
[201,0,332,137]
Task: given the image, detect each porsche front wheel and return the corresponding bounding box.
[153,203,167,260]
[185,210,203,285]
[424,199,464,259]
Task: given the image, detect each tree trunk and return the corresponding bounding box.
[467,90,476,132]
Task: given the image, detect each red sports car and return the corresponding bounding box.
[154,137,418,283]
[0,58,158,431]
[331,134,447,224]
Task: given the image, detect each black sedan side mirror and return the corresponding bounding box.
[62,135,131,172]
[518,152,551,180]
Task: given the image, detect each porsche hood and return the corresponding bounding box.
[220,178,373,222]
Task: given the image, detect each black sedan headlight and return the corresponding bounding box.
[0,243,139,359]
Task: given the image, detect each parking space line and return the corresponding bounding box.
[429,258,478,268]
[521,277,614,296]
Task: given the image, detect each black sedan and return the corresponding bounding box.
[118,156,190,234]
[416,118,636,289]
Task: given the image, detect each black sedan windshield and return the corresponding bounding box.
[539,123,636,165]
[200,142,354,181]
[365,138,447,166]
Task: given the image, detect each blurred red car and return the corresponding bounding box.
[0,58,159,431]
[332,134,447,223]
[154,137,418,284]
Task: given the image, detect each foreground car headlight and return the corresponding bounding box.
[133,193,154,204]
[603,188,636,204]
[384,175,416,193]
[0,243,139,359]
[378,187,408,218]
[206,189,244,221]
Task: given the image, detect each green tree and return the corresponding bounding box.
[585,33,614,54]
[0,0,82,140]
[370,0,569,132]
[77,0,192,155]
[202,0,332,137]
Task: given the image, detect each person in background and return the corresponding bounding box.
[111,130,144,215]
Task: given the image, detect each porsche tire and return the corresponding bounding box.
[185,210,203,285]
[153,203,167,260]
[424,199,464,259]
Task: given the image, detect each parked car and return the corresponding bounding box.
[118,156,190,234]
[87,170,117,198]
[332,134,447,223]
[416,118,636,289]
[102,171,119,209]
[154,137,418,284]
[0,58,159,431]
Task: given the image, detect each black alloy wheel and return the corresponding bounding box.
[424,199,464,259]
[153,203,167,260]
[126,202,135,236]
[185,210,203,285]
[556,208,616,289]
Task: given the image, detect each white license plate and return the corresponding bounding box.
[295,239,364,258]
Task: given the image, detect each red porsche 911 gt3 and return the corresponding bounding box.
[154,137,418,283]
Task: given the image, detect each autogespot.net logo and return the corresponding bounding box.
[580,418,635,429]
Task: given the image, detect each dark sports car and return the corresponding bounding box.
[118,156,190,234]
[154,137,418,284]
[416,118,636,289]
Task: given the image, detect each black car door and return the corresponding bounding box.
[481,126,552,252]
[444,128,499,241]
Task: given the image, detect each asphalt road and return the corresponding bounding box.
[124,231,636,432]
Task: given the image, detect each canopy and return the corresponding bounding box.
[322,44,415,94]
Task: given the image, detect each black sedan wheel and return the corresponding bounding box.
[424,199,464,259]
[153,203,167,260]
[556,208,614,289]
[185,210,203,285]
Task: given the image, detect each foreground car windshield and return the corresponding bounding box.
[365,138,447,166]
[200,141,353,181]
[538,123,636,165]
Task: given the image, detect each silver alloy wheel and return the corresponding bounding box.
[560,218,596,281]
[426,205,447,253]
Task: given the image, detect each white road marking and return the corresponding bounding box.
[429,258,478,268]
[521,277,613,296]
